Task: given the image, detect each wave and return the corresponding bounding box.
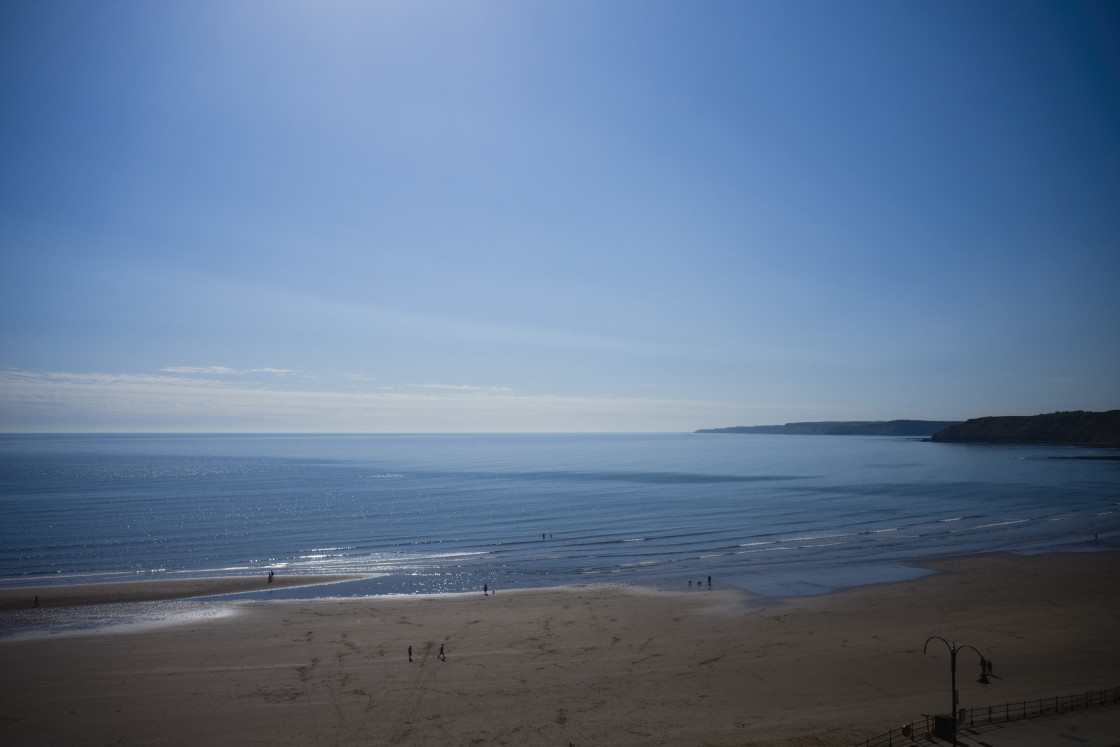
[3,433,1116,596]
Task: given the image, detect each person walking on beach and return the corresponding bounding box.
[484,583,488,596]
[408,645,412,662]
[439,644,445,661]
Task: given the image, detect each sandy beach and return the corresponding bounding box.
[0,574,367,612]
[1,552,1117,746]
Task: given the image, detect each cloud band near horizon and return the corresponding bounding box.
[0,368,795,433]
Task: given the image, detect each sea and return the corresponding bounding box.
[1,433,1117,606]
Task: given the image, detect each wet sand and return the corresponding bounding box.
[0,574,367,611]
[1,552,1117,746]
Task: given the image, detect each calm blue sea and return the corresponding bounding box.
[1,433,1117,599]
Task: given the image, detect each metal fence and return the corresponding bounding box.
[854,686,1120,746]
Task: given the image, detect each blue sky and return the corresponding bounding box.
[1,0,1117,432]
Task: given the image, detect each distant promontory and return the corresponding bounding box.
[929,410,1120,447]
[695,420,961,437]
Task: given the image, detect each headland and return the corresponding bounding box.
[696,419,961,436]
[930,410,1120,447]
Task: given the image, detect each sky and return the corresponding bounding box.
[1,0,1118,433]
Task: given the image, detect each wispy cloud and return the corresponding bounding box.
[160,366,242,375]
[160,366,300,376]
[412,384,514,392]
[0,368,779,433]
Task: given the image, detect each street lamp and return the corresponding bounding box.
[923,636,989,746]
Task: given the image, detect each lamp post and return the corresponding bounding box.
[923,636,988,746]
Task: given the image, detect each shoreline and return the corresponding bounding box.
[0,573,368,612]
[0,547,1113,611]
[0,547,1116,612]
[1,550,1117,745]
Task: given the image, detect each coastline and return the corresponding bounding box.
[1,550,1118,745]
[0,573,368,612]
[0,545,1111,610]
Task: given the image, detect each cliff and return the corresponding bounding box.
[929,410,1120,446]
[696,420,961,437]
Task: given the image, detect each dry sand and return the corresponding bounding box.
[1,552,1117,746]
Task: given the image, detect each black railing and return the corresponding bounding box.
[854,686,1120,746]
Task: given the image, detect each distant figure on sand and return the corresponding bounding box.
[408,645,412,662]
[484,583,488,595]
[33,595,39,608]
[439,644,445,661]
[708,576,711,587]
[268,570,274,583]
